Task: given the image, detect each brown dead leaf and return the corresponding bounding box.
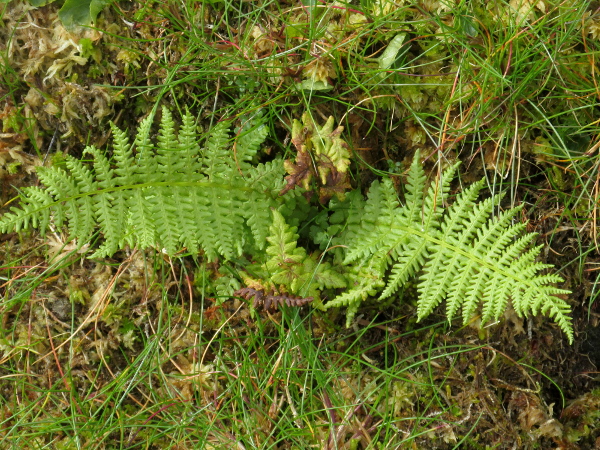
[319,166,351,204]
[280,149,314,196]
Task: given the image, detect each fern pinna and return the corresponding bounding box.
[324,153,573,343]
[0,108,290,260]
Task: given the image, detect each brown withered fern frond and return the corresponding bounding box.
[235,287,313,311]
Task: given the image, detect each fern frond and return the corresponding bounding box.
[439,207,525,322]
[265,209,307,287]
[204,120,233,180]
[235,287,313,311]
[128,189,157,250]
[35,166,79,234]
[84,146,128,257]
[292,254,347,292]
[380,162,458,299]
[320,190,366,260]
[344,179,399,264]
[156,108,183,178]
[177,111,203,177]
[133,115,158,184]
[63,155,96,242]
[0,110,285,260]
[258,209,347,306]
[111,122,135,184]
[325,260,386,326]
[242,160,287,248]
[205,186,242,259]
[326,152,574,343]
[0,187,54,234]
[401,152,427,225]
[286,254,347,307]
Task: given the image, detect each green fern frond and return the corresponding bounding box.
[204,120,233,180]
[318,190,366,259]
[0,107,285,260]
[110,123,135,184]
[262,209,347,305]
[343,179,399,264]
[326,151,573,343]
[265,208,307,287]
[235,112,269,169]
[242,160,289,248]
[133,115,158,183]
[290,254,347,298]
[156,108,184,178]
[1,187,53,233]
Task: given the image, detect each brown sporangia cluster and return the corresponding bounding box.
[280,114,351,204]
[234,287,313,311]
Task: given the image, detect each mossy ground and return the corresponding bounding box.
[1,0,600,448]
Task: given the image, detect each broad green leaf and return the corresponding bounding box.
[379,33,406,70]
[58,0,112,30]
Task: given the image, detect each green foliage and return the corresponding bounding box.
[0,112,573,342]
[19,0,113,29]
[58,0,112,29]
[264,209,345,302]
[0,108,287,260]
[265,208,308,288]
[324,152,573,343]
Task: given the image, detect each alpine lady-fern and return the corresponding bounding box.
[0,107,291,260]
[323,153,573,343]
[0,111,574,342]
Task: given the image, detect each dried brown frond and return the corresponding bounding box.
[235,287,313,311]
